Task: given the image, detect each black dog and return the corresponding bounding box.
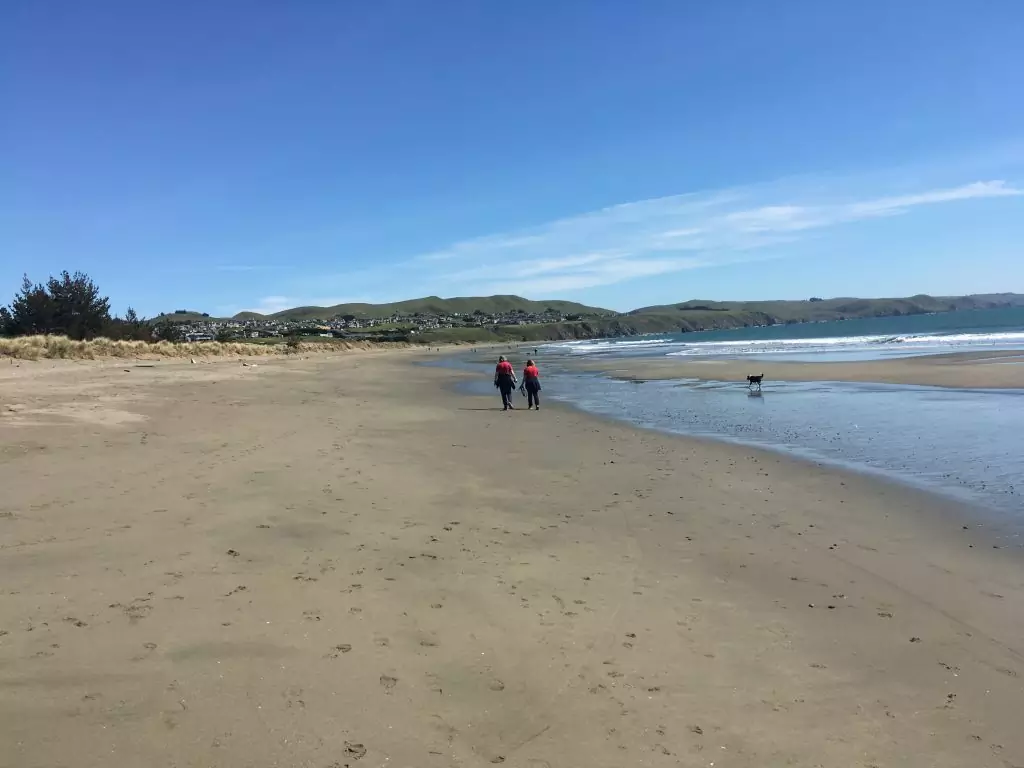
[746,373,764,389]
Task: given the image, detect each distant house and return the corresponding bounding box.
[185,333,214,342]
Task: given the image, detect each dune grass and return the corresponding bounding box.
[0,335,386,361]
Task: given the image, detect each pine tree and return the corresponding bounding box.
[3,275,57,336]
[45,271,111,340]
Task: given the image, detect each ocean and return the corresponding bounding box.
[446,307,1024,537]
[545,307,1024,362]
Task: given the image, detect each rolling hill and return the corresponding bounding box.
[156,310,214,323]
[231,295,613,322]
[159,292,1024,343]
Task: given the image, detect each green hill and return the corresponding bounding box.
[156,292,1024,344]
[231,295,612,322]
[157,310,214,323]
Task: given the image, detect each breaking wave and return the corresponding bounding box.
[665,331,1024,357]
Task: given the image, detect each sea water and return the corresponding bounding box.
[547,307,1024,362]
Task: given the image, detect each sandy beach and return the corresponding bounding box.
[2,352,1023,768]
[569,350,1024,389]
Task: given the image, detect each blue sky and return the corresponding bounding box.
[2,1,1023,316]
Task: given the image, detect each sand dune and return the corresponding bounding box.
[0,333,392,361]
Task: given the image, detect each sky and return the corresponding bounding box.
[2,1,1023,316]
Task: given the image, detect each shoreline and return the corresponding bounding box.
[567,348,1024,389]
[442,356,1023,536]
[559,400,1022,538]
[3,353,1023,766]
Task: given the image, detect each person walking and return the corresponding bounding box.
[522,359,541,410]
[494,355,518,411]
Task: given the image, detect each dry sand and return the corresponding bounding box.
[2,352,1023,768]
[572,350,1024,389]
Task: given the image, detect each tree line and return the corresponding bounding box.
[1,271,185,342]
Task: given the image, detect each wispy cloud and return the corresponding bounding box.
[228,176,1021,310]
[404,179,1020,296]
[722,180,1020,233]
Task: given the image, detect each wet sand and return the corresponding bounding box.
[2,352,1023,767]
[572,349,1024,388]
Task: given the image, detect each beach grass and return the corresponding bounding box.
[0,334,387,361]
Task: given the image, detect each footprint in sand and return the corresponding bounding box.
[284,686,306,709]
[379,675,398,693]
[342,741,367,760]
[325,644,352,659]
[111,597,153,624]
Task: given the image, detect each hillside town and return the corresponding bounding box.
[166,307,593,341]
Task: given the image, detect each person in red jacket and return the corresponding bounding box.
[522,359,541,410]
[493,355,518,411]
